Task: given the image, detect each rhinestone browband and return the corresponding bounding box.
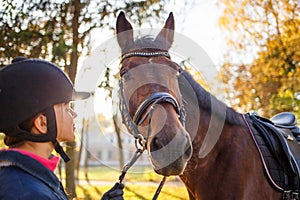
[121,50,170,62]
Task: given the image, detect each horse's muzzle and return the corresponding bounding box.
[149,130,193,176]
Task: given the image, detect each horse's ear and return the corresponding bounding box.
[154,12,174,50]
[116,11,133,52]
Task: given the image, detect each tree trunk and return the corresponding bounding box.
[65,0,81,199]
[84,118,90,182]
[65,141,77,199]
[76,117,85,182]
[113,115,124,170]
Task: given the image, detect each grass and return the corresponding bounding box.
[76,165,178,182]
[64,166,189,199]
[76,184,188,200]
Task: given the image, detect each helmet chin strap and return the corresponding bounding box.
[53,140,70,162]
[43,107,70,162]
[7,107,70,162]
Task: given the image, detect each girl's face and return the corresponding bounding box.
[54,102,77,142]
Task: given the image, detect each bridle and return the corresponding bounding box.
[119,49,186,141]
[121,49,171,62]
[133,92,183,126]
[118,49,186,199]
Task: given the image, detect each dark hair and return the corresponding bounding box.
[4,117,35,147]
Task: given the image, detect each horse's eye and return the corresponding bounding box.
[122,72,130,81]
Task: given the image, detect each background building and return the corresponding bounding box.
[78,115,150,167]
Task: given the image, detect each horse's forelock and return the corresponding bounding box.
[132,35,162,49]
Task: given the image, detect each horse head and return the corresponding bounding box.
[116,11,192,176]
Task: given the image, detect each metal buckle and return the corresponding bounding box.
[283,190,291,200]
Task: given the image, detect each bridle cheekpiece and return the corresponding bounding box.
[119,49,186,141]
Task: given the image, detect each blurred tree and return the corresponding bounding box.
[218,0,300,118]
[0,0,188,198]
[0,134,4,148]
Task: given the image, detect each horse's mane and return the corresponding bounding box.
[180,70,243,125]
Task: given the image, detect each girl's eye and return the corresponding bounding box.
[66,107,77,118]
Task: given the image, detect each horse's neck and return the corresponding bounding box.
[178,72,279,198]
[179,70,245,157]
[179,70,244,128]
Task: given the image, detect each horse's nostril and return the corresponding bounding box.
[152,137,163,150]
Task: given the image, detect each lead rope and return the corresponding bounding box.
[119,138,145,183]
[118,139,166,200]
[119,78,175,199]
[118,100,167,199]
[145,102,167,200]
[153,176,167,200]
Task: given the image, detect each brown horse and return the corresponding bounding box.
[116,11,282,199]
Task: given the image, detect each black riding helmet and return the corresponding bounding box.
[0,57,90,162]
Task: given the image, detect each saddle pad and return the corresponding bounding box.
[244,114,285,191]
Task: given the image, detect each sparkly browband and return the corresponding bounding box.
[121,49,170,62]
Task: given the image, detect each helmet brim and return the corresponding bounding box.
[72,91,91,100]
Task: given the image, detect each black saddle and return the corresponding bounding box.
[271,112,300,140]
[246,112,300,199]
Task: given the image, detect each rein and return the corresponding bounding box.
[118,50,185,199]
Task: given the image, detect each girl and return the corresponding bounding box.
[0,57,124,200]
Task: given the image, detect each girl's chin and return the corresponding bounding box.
[57,134,75,143]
